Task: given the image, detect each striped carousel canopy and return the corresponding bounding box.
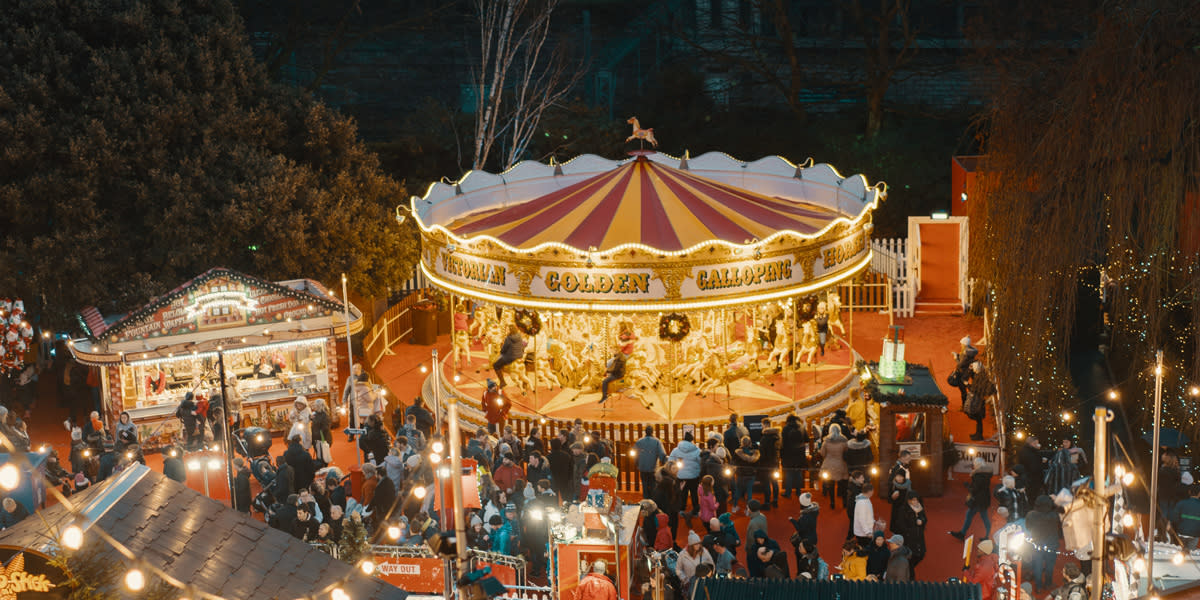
[444,156,844,253]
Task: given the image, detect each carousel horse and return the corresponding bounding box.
[765,319,791,372]
[827,290,846,335]
[797,320,821,365]
[670,346,708,385]
[625,117,658,147]
[545,340,579,388]
[695,352,727,397]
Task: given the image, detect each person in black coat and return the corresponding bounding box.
[757,420,781,508]
[293,505,319,540]
[780,415,809,497]
[163,446,186,483]
[233,458,252,513]
[864,531,890,579]
[492,325,526,389]
[370,472,398,534]
[788,492,820,548]
[404,398,435,439]
[952,458,994,539]
[176,392,202,450]
[891,492,927,577]
[269,494,299,533]
[359,414,391,465]
[653,465,682,542]
[284,436,316,492]
[273,455,295,501]
[1017,436,1048,500]
[547,438,573,500]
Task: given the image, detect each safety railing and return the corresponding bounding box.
[363,289,431,369]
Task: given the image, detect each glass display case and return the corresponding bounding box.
[119,339,330,416]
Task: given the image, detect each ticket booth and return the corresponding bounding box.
[865,362,948,497]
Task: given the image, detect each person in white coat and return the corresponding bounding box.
[288,396,313,450]
[852,483,876,545]
[676,531,713,592]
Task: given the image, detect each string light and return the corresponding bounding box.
[413,486,427,499]
[628,449,637,457]
[61,522,84,550]
[0,464,19,490]
[431,441,444,454]
[358,560,375,575]
[331,589,350,600]
[1173,552,1185,566]
[125,568,146,591]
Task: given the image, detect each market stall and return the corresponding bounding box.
[552,500,641,600]
[863,362,949,497]
[68,268,363,450]
[411,151,885,425]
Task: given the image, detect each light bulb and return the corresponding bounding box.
[968,447,976,456]
[1015,431,1025,440]
[0,464,20,490]
[438,466,450,478]
[62,523,84,550]
[429,452,442,464]
[82,449,91,458]
[1134,557,1146,572]
[332,588,350,600]
[1191,386,1199,397]
[453,374,460,383]
[675,460,684,470]
[628,449,637,457]
[207,459,221,470]
[773,470,781,480]
[432,441,444,454]
[360,559,375,575]
[723,467,732,477]
[187,460,201,471]
[821,471,830,480]
[539,418,547,424]
[413,486,427,499]
[1109,389,1118,400]
[256,434,264,442]
[125,568,145,591]
[1173,552,1185,566]
[530,509,544,521]
[387,524,401,540]
[918,458,929,468]
[583,436,591,444]
[37,445,49,454]
[1122,472,1135,486]
[169,449,178,457]
[1061,411,1073,422]
[1114,465,1125,478]
[870,466,879,476]
[420,365,428,374]
[125,452,133,460]
[1122,514,1135,528]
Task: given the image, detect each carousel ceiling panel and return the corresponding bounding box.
[444,158,844,252]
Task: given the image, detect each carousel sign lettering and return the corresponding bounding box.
[822,232,867,269]
[544,271,651,295]
[695,259,793,291]
[441,253,507,286]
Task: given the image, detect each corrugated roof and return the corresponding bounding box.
[0,465,407,600]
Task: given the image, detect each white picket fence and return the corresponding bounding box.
[869,237,915,318]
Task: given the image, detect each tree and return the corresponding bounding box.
[337,512,370,565]
[968,0,1200,438]
[470,0,582,171]
[844,0,918,139]
[0,0,419,325]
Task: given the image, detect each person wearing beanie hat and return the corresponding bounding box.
[676,530,714,592]
[491,503,519,556]
[467,513,491,550]
[952,456,994,541]
[788,490,821,553]
[950,335,979,410]
[964,538,1000,600]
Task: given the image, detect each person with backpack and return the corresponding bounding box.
[1048,563,1088,600]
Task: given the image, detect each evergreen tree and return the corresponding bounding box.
[337,513,370,565]
[0,0,419,324]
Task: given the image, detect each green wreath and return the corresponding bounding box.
[514,309,542,336]
[658,313,690,342]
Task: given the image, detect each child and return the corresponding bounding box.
[698,475,719,523]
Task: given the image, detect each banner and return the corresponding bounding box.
[373,556,445,594]
[951,443,1000,474]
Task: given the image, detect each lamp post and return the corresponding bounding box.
[1148,350,1164,586]
[215,349,236,508]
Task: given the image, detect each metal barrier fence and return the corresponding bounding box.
[363,290,430,369]
[693,575,982,600]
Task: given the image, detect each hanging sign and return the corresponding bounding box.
[0,547,69,599]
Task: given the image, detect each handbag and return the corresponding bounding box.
[947,370,962,387]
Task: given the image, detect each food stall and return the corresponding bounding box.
[863,362,949,497]
[69,268,363,450]
[552,496,641,600]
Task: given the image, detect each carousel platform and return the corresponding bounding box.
[445,338,857,424]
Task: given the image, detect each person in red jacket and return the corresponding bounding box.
[483,380,509,434]
[576,560,617,600]
[964,539,999,600]
[654,512,673,551]
[492,453,525,495]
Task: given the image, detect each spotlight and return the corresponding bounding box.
[169,449,178,457]
[675,460,684,470]
[1134,557,1146,572]
[453,374,461,383]
[124,569,145,591]
[37,445,49,454]
[82,449,91,458]
[1114,465,1125,478]
[256,434,264,442]
[539,417,547,425]
[1191,386,1199,397]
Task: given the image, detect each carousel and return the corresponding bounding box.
[410,148,884,424]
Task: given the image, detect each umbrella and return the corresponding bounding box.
[1143,428,1190,448]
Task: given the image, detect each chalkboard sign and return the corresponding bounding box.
[744,415,767,444]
